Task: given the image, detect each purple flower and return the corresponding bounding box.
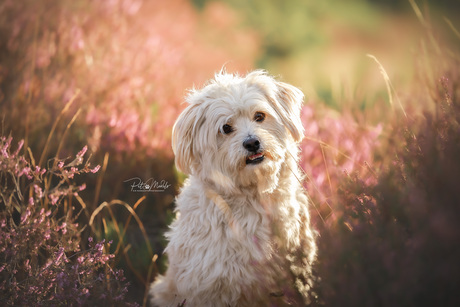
[20,207,31,224]
[13,139,24,157]
[34,184,43,198]
[55,247,65,264]
[1,136,12,158]
[77,145,88,158]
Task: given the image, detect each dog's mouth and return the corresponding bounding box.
[246,152,265,165]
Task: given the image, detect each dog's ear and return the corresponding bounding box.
[172,103,203,175]
[247,71,305,143]
[274,81,305,143]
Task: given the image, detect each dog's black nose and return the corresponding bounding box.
[243,136,260,152]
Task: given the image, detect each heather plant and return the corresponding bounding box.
[0,0,257,161]
[0,136,137,306]
[299,104,382,224]
[311,62,460,306]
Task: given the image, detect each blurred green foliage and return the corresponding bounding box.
[194,0,459,115]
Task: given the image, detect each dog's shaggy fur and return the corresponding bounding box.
[150,70,317,307]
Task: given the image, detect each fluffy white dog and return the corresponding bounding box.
[150,70,317,307]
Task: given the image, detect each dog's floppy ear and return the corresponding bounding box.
[247,71,305,143]
[172,103,203,175]
[274,81,305,143]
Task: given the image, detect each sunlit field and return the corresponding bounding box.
[1,0,459,305]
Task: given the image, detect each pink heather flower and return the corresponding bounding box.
[65,170,75,179]
[44,229,51,240]
[1,136,12,158]
[78,183,86,191]
[76,145,88,159]
[55,247,65,264]
[20,208,31,224]
[49,193,59,205]
[13,139,24,157]
[57,161,64,168]
[34,184,43,198]
[90,165,101,173]
[17,166,31,178]
[70,146,88,166]
[101,255,111,263]
[35,165,42,175]
[95,241,104,252]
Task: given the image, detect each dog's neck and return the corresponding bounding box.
[203,164,299,205]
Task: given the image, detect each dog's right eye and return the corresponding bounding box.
[222,124,233,134]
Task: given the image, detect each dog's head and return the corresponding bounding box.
[172,70,304,193]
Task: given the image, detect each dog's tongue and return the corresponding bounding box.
[249,153,263,160]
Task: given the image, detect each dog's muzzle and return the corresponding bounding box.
[244,136,265,165]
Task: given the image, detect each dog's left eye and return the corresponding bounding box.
[222,124,234,134]
[254,112,266,122]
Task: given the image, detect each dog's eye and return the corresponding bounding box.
[254,112,266,122]
[222,124,234,134]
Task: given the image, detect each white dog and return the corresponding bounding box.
[150,70,317,307]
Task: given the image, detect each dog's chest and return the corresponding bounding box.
[217,197,275,262]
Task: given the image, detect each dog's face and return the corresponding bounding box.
[172,70,304,193]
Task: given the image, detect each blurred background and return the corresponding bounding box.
[1,0,460,305]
